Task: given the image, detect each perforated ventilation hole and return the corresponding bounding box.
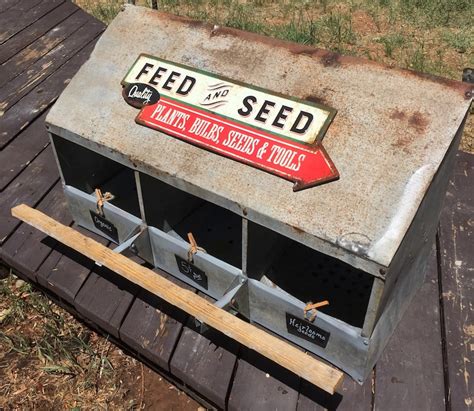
[266,240,374,328]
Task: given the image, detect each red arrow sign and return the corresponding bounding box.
[136,97,339,191]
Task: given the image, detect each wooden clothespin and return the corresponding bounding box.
[95,188,114,216]
[304,300,329,322]
[187,232,206,263]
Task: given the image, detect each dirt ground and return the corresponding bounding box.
[0,269,200,410]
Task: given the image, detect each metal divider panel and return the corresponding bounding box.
[36,225,109,305]
[1,182,71,281]
[170,292,239,409]
[438,152,474,411]
[119,268,193,372]
[374,247,445,409]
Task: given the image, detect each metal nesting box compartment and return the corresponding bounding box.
[45,5,472,383]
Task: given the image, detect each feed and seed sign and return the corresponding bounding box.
[122,54,338,191]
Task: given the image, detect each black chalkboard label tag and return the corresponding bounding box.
[285,313,330,348]
[175,255,208,289]
[89,210,119,243]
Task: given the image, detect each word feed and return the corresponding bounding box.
[122,54,339,191]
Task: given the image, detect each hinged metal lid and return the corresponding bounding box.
[46,5,472,275]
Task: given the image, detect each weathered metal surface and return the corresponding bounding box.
[46,5,472,275]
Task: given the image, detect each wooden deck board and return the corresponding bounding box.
[0,1,78,64]
[0,35,101,148]
[0,0,61,45]
[0,182,70,281]
[0,111,49,191]
[438,151,473,411]
[36,225,107,304]
[119,269,192,372]
[0,147,59,242]
[0,3,472,409]
[374,248,446,410]
[170,293,240,409]
[0,16,104,112]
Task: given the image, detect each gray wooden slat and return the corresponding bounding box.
[119,269,192,371]
[0,15,104,112]
[0,39,100,148]
[170,293,239,409]
[228,344,300,411]
[74,250,138,338]
[0,1,78,64]
[297,364,373,410]
[0,0,43,19]
[36,225,108,304]
[0,182,71,281]
[374,247,445,410]
[0,0,18,14]
[0,111,49,191]
[0,9,91,88]
[0,0,64,45]
[438,151,473,411]
[0,147,59,243]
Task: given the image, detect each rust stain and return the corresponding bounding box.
[408,111,428,133]
[389,109,428,133]
[321,51,341,68]
[389,109,429,153]
[305,94,329,106]
[389,109,406,120]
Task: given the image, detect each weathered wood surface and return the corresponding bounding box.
[11,204,345,395]
[374,249,446,410]
[438,152,473,411]
[0,3,472,408]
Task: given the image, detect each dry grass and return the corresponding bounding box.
[0,271,198,410]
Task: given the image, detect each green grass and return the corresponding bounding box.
[377,33,406,58]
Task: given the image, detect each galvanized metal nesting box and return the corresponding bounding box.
[45,5,472,382]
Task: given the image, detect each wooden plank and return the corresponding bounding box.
[0,149,59,243]
[0,182,71,281]
[170,293,239,409]
[374,248,445,410]
[0,40,100,148]
[0,2,78,64]
[0,9,92,88]
[0,16,104,112]
[120,270,192,372]
[0,111,49,191]
[438,151,473,411]
[0,0,43,21]
[11,205,345,394]
[0,0,18,14]
[228,344,300,411]
[297,362,373,410]
[36,225,107,304]
[74,246,138,338]
[0,0,64,45]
